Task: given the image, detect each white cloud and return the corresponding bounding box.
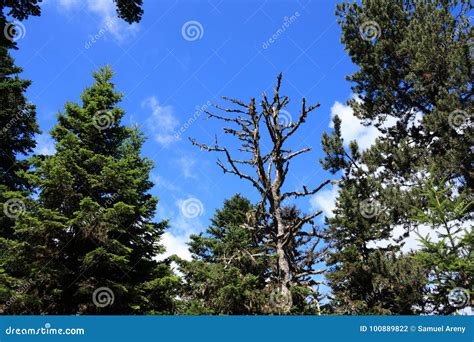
[368,224,439,253]
[175,156,197,179]
[329,100,397,150]
[150,173,181,192]
[143,96,181,147]
[57,0,80,10]
[310,185,339,219]
[56,0,139,41]
[34,133,56,156]
[155,199,205,262]
[158,232,192,261]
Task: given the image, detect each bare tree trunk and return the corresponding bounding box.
[191,73,329,314]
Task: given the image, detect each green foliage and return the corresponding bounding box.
[0,45,39,313]
[411,177,473,314]
[323,0,473,315]
[4,66,177,314]
[178,194,269,314]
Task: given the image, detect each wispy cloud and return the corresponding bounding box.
[175,156,197,179]
[56,0,139,41]
[310,184,339,219]
[34,133,56,156]
[143,96,181,147]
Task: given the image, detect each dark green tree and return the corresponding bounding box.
[322,0,472,314]
[6,66,178,314]
[321,118,428,314]
[178,194,269,314]
[411,176,473,314]
[0,46,39,313]
[335,0,472,200]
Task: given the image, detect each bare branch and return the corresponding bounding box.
[282,179,330,200]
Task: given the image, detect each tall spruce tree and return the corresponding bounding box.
[0,47,39,312]
[178,194,269,314]
[322,0,472,314]
[7,66,178,314]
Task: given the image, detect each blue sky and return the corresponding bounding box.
[11,0,380,259]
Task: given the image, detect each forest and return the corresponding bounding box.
[0,0,472,316]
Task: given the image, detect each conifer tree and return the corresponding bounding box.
[411,176,473,314]
[322,0,472,314]
[0,46,39,313]
[178,194,269,314]
[8,66,178,314]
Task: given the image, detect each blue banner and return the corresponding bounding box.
[0,316,472,342]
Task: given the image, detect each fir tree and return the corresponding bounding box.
[0,46,39,313]
[178,194,269,314]
[411,176,473,314]
[8,66,178,314]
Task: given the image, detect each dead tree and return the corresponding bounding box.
[191,74,330,313]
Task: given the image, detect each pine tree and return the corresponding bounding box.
[8,66,178,314]
[321,118,427,314]
[335,0,472,204]
[321,0,473,314]
[178,194,269,314]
